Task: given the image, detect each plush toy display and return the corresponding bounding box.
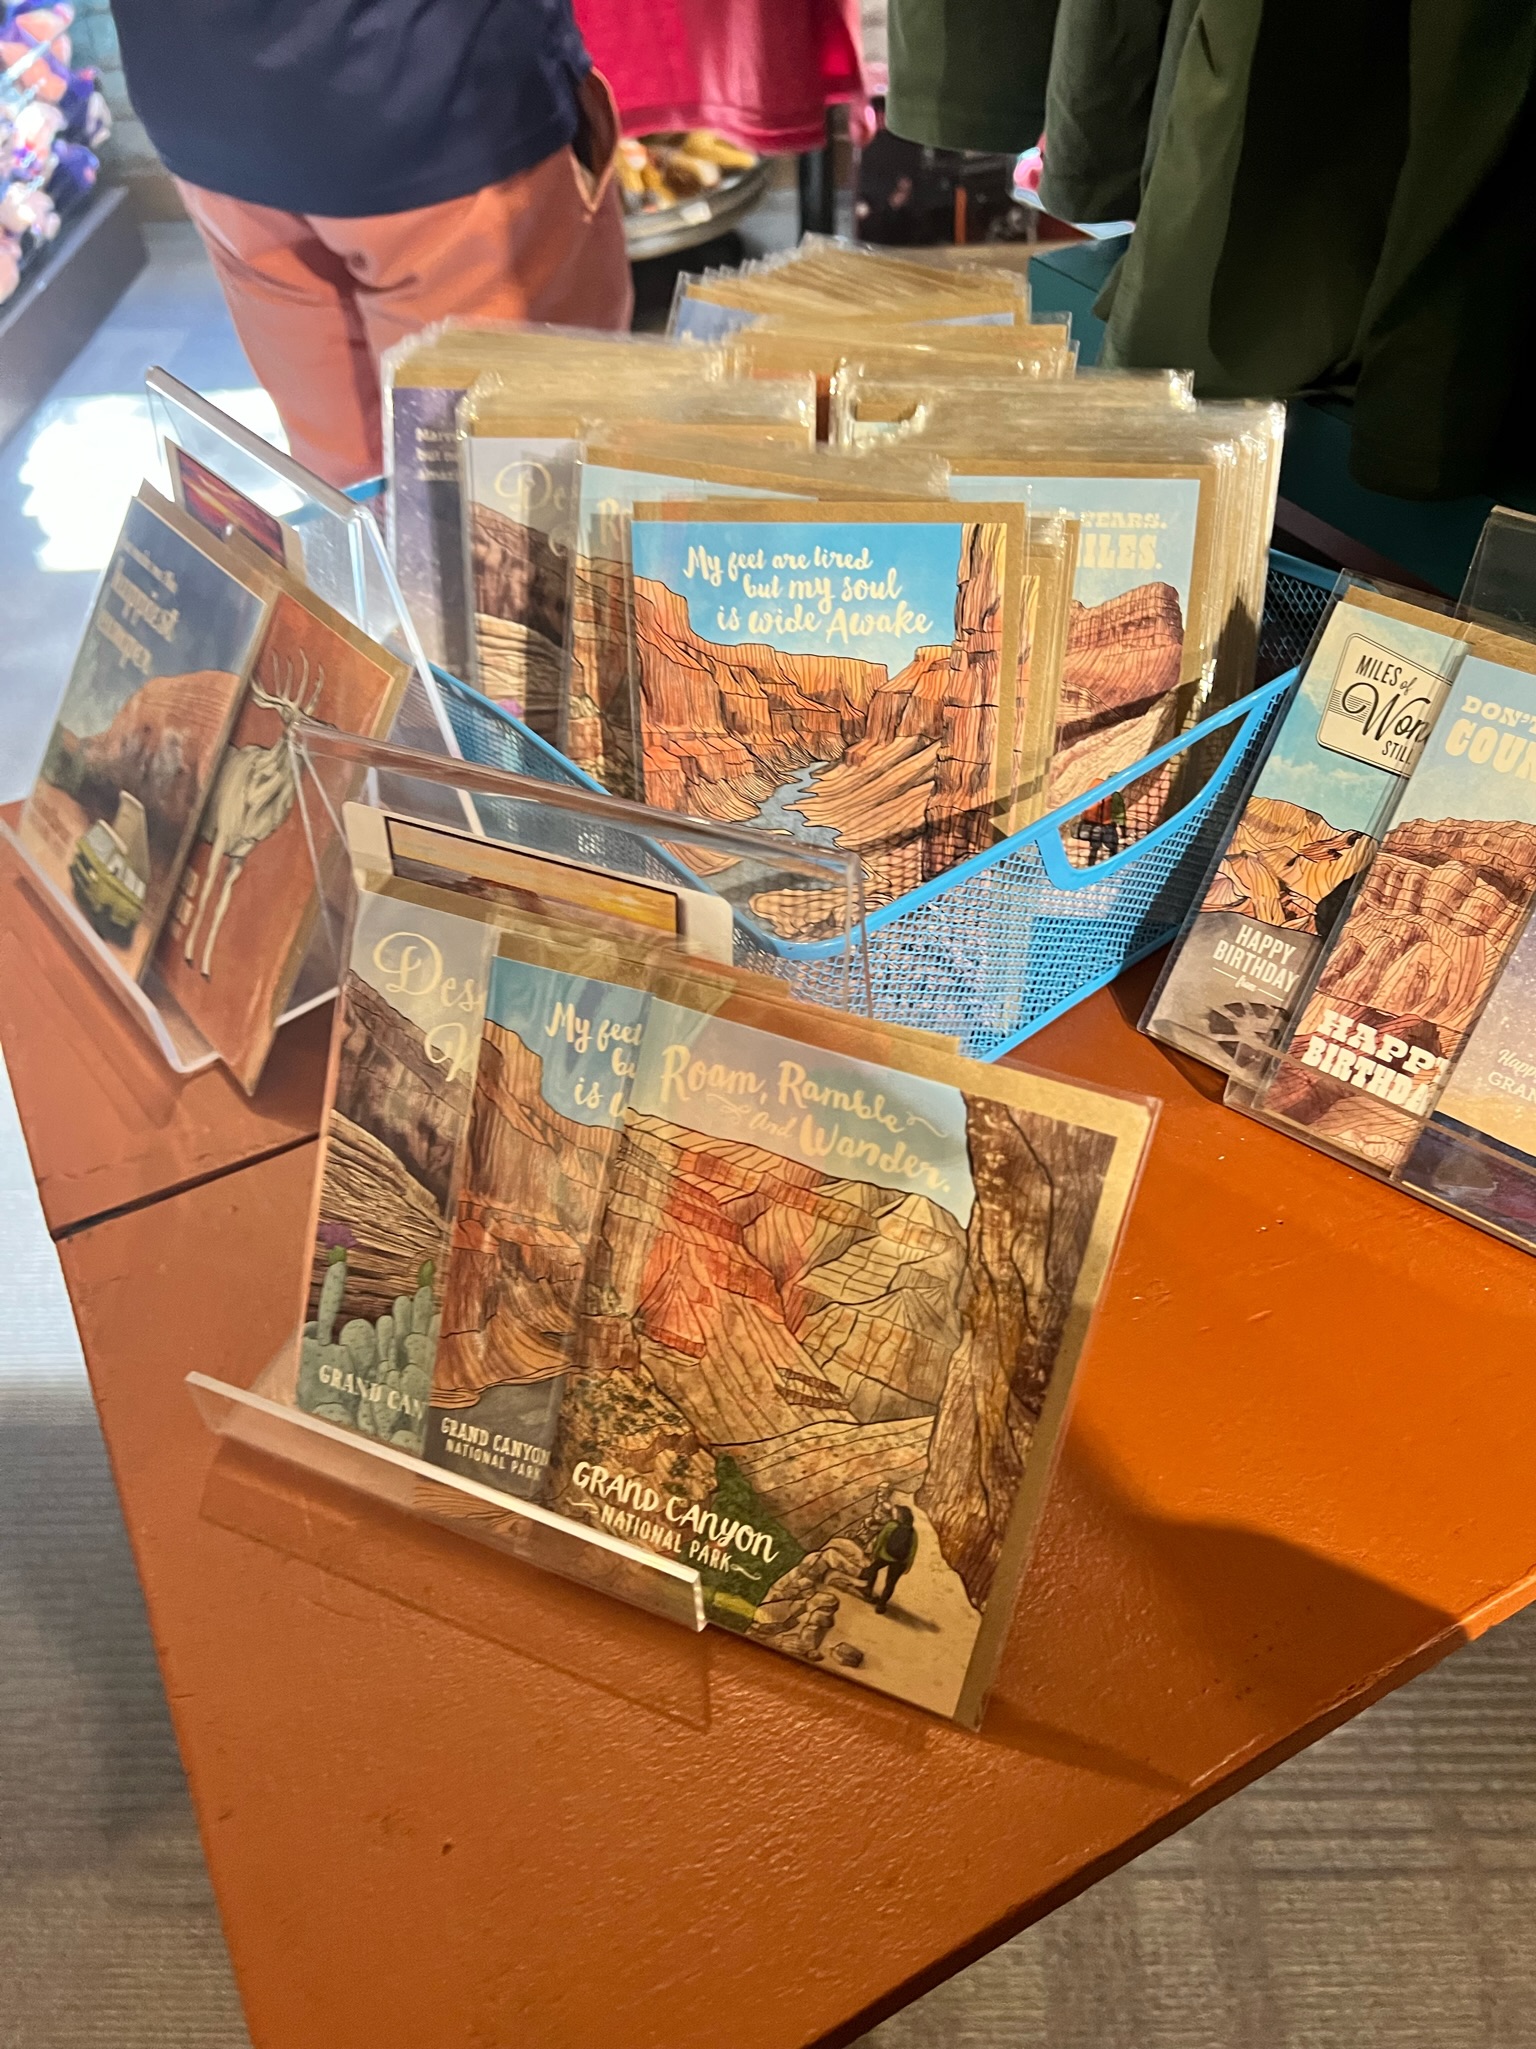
[0,0,104,306]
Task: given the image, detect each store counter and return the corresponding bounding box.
[0,823,330,1236]
[12,865,1536,2049]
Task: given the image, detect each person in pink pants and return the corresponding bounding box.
[111,0,633,486]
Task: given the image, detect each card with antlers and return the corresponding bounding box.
[153,579,409,1093]
[19,485,274,984]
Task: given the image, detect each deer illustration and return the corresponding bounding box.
[181,648,327,977]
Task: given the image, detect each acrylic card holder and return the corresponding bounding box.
[1214,516,1536,1257]
[294,721,870,1010]
[185,755,1155,1722]
[145,367,460,766]
[184,747,868,1634]
[7,465,424,1082]
[1224,991,1536,1258]
[4,689,366,1078]
[187,1371,708,1628]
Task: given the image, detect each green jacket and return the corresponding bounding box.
[885,0,1187,221]
[886,0,1060,154]
[887,0,1536,501]
[1101,0,1536,498]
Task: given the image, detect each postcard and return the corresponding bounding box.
[387,374,473,678]
[544,990,1152,1723]
[948,459,1217,812]
[1258,638,1536,1168]
[292,881,496,1450]
[568,450,807,796]
[424,926,664,1499]
[152,585,410,1092]
[166,442,303,575]
[629,499,1026,932]
[18,485,274,982]
[461,417,581,739]
[1146,591,1468,1077]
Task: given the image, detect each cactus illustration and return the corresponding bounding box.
[315,1238,350,1346]
[295,1242,438,1454]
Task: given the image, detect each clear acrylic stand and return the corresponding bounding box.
[144,368,462,771]
[1459,505,1536,645]
[11,371,489,1079]
[297,721,870,1007]
[1225,1010,1536,1258]
[3,812,263,1072]
[184,746,869,1628]
[1221,507,1536,1256]
[5,671,366,1080]
[188,1370,706,1628]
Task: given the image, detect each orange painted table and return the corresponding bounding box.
[0,823,331,1236]
[15,895,1536,2048]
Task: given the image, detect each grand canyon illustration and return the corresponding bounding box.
[294,968,470,1451]
[434,1007,1118,1714]
[1203,796,1377,935]
[1049,579,1187,811]
[29,668,242,976]
[37,670,235,875]
[633,521,1006,934]
[1267,815,1536,1163]
[632,542,1193,934]
[469,499,570,743]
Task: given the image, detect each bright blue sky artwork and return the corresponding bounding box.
[631,515,965,677]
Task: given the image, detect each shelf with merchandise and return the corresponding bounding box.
[0,2,110,307]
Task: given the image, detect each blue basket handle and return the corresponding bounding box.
[1031,670,1296,892]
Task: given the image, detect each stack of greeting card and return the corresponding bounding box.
[628,498,1033,925]
[1148,566,1536,1255]
[1247,615,1536,1175]
[274,800,1155,1724]
[382,241,1281,927]
[16,476,409,1091]
[1145,587,1471,1079]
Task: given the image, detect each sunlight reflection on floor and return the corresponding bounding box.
[18,386,285,572]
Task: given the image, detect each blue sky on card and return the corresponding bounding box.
[1401,652,1536,829]
[950,470,1201,609]
[1259,604,1468,834]
[631,515,964,675]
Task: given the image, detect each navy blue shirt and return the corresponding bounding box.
[113,0,591,217]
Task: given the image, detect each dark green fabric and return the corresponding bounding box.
[1102,0,1536,500]
[1037,0,1175,222]
[886,0,1196,220]
[885,0,1060,151]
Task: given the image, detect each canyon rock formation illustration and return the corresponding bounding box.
[1268,815,1536,1155]
[307,971,472,1320]
[570,551,639,794]
[1202,796,1377,934]
[469,502,568,735]
[633,521,1005,927]
[41,670,237,867]
[1047,582,1186,809]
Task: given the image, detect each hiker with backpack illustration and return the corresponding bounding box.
[861,1504,917,1614]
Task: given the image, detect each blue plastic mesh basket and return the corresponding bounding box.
[441,550,1335,1059]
